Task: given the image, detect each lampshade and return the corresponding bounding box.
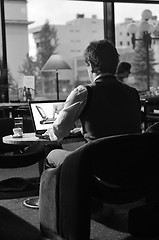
[41,54,71,72]
[139,20,150,33]
[127,23,138,34]
[142,9,152,21]
[41,54,71,100]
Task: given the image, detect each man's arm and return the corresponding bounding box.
[48,85,88,141]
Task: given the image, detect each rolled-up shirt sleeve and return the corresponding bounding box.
[49,85,88,142]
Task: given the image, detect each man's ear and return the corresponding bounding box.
[90,62,94,73]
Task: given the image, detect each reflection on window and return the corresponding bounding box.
[115,3,159,94]
[3,0,30,102]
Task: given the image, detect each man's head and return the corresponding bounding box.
[116,62,131,81]
[84,39,119,80]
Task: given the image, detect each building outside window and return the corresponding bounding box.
[29,4,104,99]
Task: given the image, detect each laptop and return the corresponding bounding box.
[29,100,65,138]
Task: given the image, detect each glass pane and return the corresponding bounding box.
[115,3,159,97]
[26,0,104,101]
[4,0,29,102]
[2,0,104,101]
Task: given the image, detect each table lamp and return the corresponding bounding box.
[41,54,71,100]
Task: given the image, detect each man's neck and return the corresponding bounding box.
[94,73,115,81]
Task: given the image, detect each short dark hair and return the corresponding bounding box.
[83,39,119,74]
[116,62,131,74]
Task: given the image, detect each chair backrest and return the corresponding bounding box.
[0,118,14,140]
[61,132,159,204]
[88,133,159,186]
[88,134,145,186]
[146,122,159,133]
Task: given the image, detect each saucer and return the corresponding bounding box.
[12,134,23,138]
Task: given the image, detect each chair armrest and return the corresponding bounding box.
[39,166,62,239]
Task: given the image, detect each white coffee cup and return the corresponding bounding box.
[13,127,23,137]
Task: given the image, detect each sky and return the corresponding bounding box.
[27,0,159,56]
[27,0,159,26]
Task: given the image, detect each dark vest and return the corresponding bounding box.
[80,76,141,142]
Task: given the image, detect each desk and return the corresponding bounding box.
[3,132,50,145]
[3,132,85,145]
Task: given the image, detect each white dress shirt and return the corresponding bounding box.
[48,85,88,141]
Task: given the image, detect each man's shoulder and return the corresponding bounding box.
[76,85,87,93]
[122,82,138,92]
[124,85,140,101]
[128,85,139,94]
[66,85,88,102]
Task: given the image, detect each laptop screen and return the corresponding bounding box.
[29,100,65,135]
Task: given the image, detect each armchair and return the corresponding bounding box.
[39,132,159,240]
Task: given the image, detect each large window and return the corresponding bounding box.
[27,0,104,100]
[115,3,159,93]
[1,0,159,102]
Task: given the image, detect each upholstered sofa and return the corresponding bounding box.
[39,132,159,240]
